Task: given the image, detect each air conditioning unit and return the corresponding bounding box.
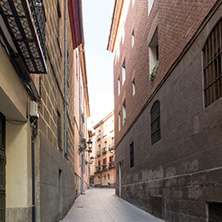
[30,100,39,118]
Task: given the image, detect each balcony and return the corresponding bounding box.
[108,145,114,151]
[102,164,107,171]
[0,0,47,73]
[102,147,107,154]
[95,166,101,173]
[109,162,115,169]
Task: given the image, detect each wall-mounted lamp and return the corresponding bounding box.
[78,139,93,153]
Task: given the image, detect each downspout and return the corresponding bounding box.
[30,117,38,222]
[31,132,35,222]
[64,0,68,156]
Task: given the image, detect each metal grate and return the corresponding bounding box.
[151,101,161,145]
[209,202,222,222]
[0,0,47,73]
[130,142,134,168]
[203,18,222,107]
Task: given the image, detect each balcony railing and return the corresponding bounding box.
[102,147,107,154]
[96,166,101,172]
[108,145,114,151]
[102,164,107,170]
[109,162,115,169]
[0,0,47,73]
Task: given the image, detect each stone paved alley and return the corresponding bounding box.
[62,188,164,222]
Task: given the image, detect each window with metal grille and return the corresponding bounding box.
[150,101,161,145]
[130,142,134,168]
[203,19,222,107]
[57,110,61,149]
[208,202,222,222]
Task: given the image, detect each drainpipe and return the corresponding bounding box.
[30,116,38,222]
[64,0,68,156]
[31,132,35,222]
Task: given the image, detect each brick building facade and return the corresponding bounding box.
[108,0,222,221]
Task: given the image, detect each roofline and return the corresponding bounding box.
[93,111,114,130]
[107,0,124,52]
[78,44,90,117]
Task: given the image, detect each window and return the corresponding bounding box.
[103,158,107,170]
[122,60,126,85]
[132,79,136,96]
[122,100,126,125]
[150,101,161,145]
[57,110,61,149]
[203,19,222,107]
[130,142,134,168]
[118,77,120,95]
[122,27,125,43]
[98,160,101,171]
[208,202,222,222]
[132,29,135,47]
[132,0,135,7]
[148,0,154,15]
[57,0,62,51]
[118,112,121,131]
[149,28,159,74]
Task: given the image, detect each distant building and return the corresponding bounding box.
[90,112,115,187]
[108,0,222,221]
[0,0,89,221]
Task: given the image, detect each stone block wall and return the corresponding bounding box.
[115,3,222,221]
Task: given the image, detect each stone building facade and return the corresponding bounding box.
[108,0,222,221]
[90,112,115,188]
[0,0,89,221]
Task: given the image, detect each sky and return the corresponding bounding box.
[82,0,115,126]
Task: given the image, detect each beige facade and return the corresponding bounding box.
[90,112,115,187]
[0,0,89,221]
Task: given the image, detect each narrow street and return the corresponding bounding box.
[62,188,164,222]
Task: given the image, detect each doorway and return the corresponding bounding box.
[59,169,62,219]
[118,162,121,197]
[0,113,5,222]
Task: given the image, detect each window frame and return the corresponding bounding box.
[57,110,62,150]
[130,142,134,168]
[203,18,222,107]
[132,78,136,96]
[122,100,126,126]
[122,59,126,86]
[150,101,161,145]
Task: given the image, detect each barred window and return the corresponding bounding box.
[208,202,222,222]
[57,110,61,149]
[130,142,134,168]
[203,19,222,107]
[150,101,161,145]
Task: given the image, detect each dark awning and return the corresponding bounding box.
[0,0,47,73]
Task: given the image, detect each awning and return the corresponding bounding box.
[0,0,47,73]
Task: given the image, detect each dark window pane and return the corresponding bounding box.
[151,101,161,145]
[203,19,222,107]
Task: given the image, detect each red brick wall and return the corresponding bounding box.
[114,0,217,146]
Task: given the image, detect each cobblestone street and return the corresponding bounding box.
[62,188,164,222]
